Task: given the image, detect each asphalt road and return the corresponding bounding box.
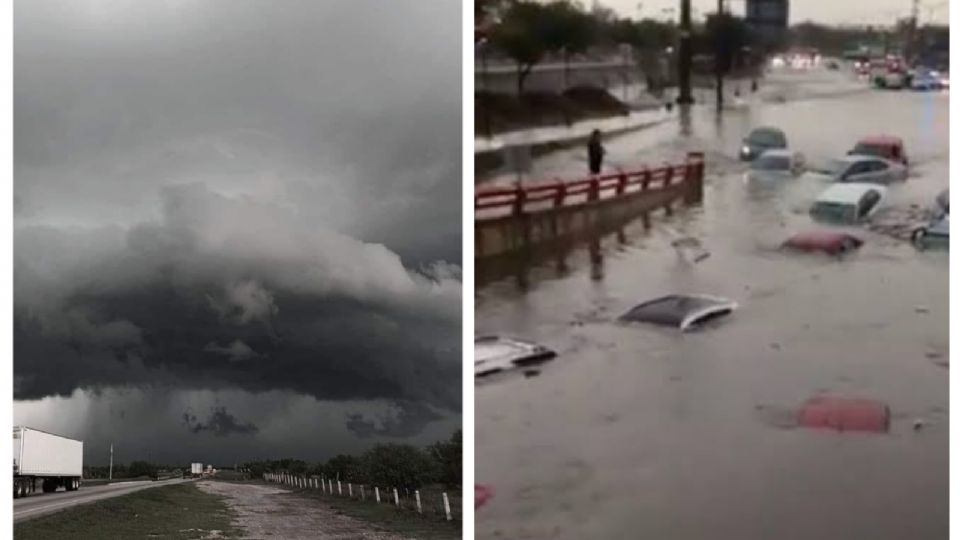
[13,478,192,522]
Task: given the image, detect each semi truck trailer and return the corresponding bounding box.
[13,426,83,498]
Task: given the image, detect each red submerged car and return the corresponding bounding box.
[849,135,909,167]
[782,230,863,256]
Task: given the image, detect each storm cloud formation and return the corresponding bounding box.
[15,0,461,462]
[184,407,259,437]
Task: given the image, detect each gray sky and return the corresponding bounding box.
[604,0,949,26]
[15,0,461,465]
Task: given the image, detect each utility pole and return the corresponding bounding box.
[677,0,694,104]
[109,444,114,480]
[715,0,724,110]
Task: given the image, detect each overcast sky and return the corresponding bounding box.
[15,0,462,466]
[604,0,949,26]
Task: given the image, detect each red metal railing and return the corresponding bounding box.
[475,157,703,219]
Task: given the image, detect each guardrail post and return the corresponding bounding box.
[663,165,674,187]
[641,169,651,191]
[512,185,526,216]
[553,181,566,208]
[588,177,600,202]
[616,171,627,196]
[685,152,705,205]
[443,492,452,521]
[415,490,422,514]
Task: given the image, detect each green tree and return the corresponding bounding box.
[427,430,462,488]
[127,461,158,478]
[363,443,437,491]
[490,1,551,94]
[325,454,367,483]
[541,1,595,90]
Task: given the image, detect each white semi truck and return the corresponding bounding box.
[191,462,203,477]
[13,426,83,498]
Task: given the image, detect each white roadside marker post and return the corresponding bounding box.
[348,483,353,497]
[415,490,422,514]
[443,492,452,521]
[393,488,400,508]
[361,485,366,501]
[338,480,342,495]
[375,487,381,504]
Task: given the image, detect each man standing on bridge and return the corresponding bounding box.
[588,129,605,175]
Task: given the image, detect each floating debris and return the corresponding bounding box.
[475,336,556,378]
[797,396,890,433]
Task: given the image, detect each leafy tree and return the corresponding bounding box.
[127,461,158,478]
[325,454,367,483]
[490,1,552,93]
[541,1,595,89]
[427,430,462,488]
[705,13,752,75]
[363,443,437,491]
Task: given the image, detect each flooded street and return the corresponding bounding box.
[476,68,948,539]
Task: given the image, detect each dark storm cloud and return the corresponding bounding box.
[183,407,259,437]
[15,184,461,413]
[15,0,461,260]
[346,400,445,439]
[15,0,462,447]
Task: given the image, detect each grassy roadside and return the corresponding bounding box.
[255,481,462,540]
[14,482,241,540]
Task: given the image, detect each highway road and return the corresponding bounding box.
[13,478,192,522]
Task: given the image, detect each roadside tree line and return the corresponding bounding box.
[476,0,758,94]
[243,430,462,492]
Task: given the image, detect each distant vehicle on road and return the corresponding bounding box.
[14,426,83,498]
[810,183,887,224]
[910,69,944,91]
[191,462,203,478]
[746,149,805,180]
[849,135,909,166]
[739,127,787,161]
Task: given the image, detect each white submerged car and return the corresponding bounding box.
[808,155,907,185]
[810,183,887,224]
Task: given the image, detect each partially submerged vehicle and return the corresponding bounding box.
[911,213,948,250]
[936,189,949,215]
[848,135,909,166]
[810,183,887,224]
[828,155,906,184]
[782,230,863,255]
[745,149,805,181]
[739,127,788,161]
[619,294,738,331]
[797,396,890,433]
[474,336,556,378]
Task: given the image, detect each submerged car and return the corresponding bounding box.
[474,336,556,378]
[849,135,909,166]
[745,149,805,180]
[739,127,787,161]
[620,294,738,331]
[911,214,949,250]
[812,155,906,185]
[782,230,863,255]
[936,189,949,215]
[910,69,944,90]
[810,183,887,224]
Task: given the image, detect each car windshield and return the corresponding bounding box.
[752,155,791,171]
[811,201,856,223]
[746,129,785,147]
[853,143,892,158]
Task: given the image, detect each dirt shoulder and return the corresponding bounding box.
[197,481,435,540]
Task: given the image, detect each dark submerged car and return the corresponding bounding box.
[740,127,788,161]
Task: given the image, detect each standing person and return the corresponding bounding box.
[587,129,605,175]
